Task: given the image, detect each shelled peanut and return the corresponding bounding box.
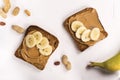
[12,25,25,34]
[0,8,7,18]
[12,7,20,16]
[3,0,11,13]
[24,9,31,16]
[0,21,6,26]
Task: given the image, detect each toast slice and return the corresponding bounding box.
[63,8,108,51]
[15,25,59,70]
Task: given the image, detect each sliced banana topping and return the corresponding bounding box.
[39,45,52,56]
[26,35,36,48]
[25,31,53,56]
[33,31,43,44]
[71,21,84,32]
[71,21,101,43]
[75,26,87,39]
[90,28,100,41]
[36,37,49,49]
[81,29,91,42]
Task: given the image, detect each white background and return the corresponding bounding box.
[0,0,120,80]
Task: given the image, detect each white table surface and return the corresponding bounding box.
[0,0,120,80]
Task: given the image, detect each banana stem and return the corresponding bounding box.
[87,62,104,68]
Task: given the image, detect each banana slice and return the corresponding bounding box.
[90,28,100,41]
[33,31,43,44]
[36,37,49,49]
[75,26,87,39]
[71,21,84,32]
[39,45,52,56]
[26,35,36,48]
[81,29,91,42]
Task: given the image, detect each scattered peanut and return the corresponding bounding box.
[24,9,31,16]
[12,25,25,34]
[61,55,72,71]
[62,55,68,65]
[3,0,11,13]
[54,61,60,66]
[0,8,7,18]
[66,61,71,70]
[0,22,6,26]
[12,7,20,16]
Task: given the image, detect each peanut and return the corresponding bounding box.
[3,0,11,13]
[54,61,60,66]
[12,7,20,16]
[0,22,6,26]
[12,25,25,34]
[0,8,7,18]
[61,55,72,71]
[66,61,71,70]
[62,55,68,65]
[24,9,31,16]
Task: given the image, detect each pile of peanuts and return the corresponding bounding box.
[0,0,31,34]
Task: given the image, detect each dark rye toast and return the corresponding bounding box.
[15,25,59,70]
[63,8,108,51]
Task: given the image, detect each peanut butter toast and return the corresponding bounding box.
[63,8,108,51]
[15,25,59,70]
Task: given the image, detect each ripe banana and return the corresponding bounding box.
[87,51,120,72]
[25,34,36,48]
[81,29,91,42]
[90,28,100,41]
[71,21,84,32]
[39,45,52,56]
[33,31,43,44]
[36,37,49,49]
[75,26,86,39]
